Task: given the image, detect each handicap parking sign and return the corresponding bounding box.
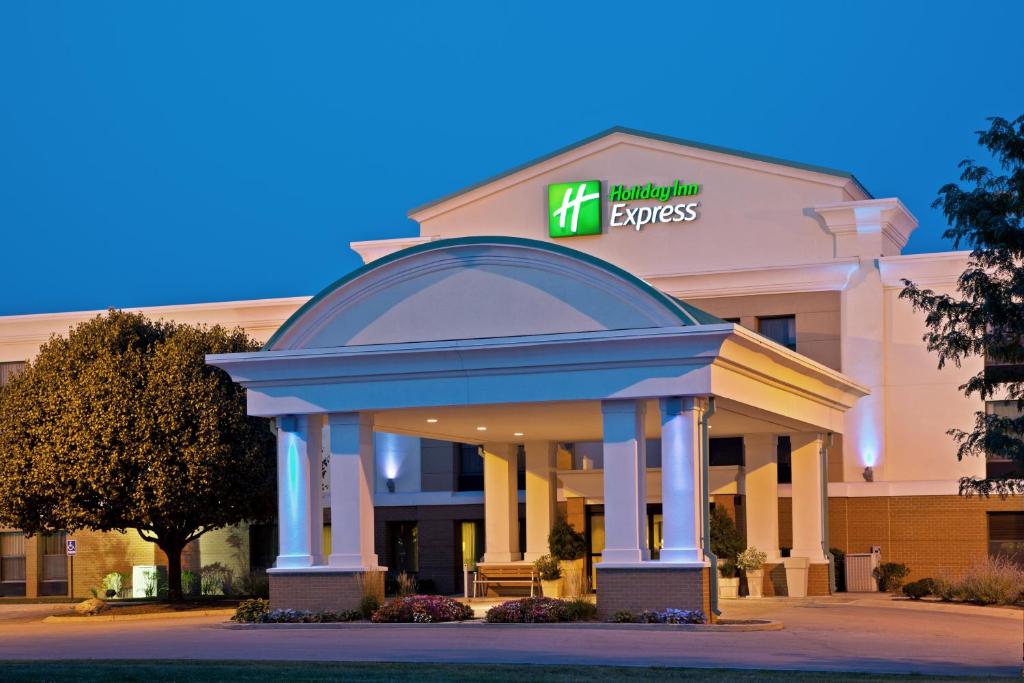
[65,538,77,556]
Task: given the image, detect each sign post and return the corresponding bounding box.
[65,538,77,598]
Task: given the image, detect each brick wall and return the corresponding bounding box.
[269,570,384,612]
[596,566,709,620]
[70,529,157,598]
[826,494,1021,582]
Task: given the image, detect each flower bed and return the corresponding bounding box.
[371,595,474,623]
[232,598,362,623]
[484,597,597,623]
[610,608,706,624]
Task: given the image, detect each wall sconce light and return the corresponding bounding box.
[386,478,396,493]
[862,466,874,482]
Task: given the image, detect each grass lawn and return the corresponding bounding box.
[0,661,1012,682]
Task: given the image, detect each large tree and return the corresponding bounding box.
[901,114,1024,496]
[0,310,276,601]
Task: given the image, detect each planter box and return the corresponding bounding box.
[784,557,809,598]
[719,576,740,599]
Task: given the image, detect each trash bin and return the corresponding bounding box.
[845,552,880,592]
[784,556,809,597]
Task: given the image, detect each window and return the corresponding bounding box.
[0,361,26,387]
[38,532,68,596]
[777,436,792,484]
[709,437,744,467]
[460,520,484,571]
[456,444,484,491]
[983,401,1024,478]
[758,315,797,351]
[387,521,418,574]
[988,512,1024,566]
[0,532,26,592]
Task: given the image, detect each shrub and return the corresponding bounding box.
[181,570,198,597]
[533,554,562,581]
[261,608,361,623]
[710,506,744,564]
[932,577,962,602]
[638,608,706,624]
[718,560,738,579]
[873,562,910,592]
[902,578,935,600]
[101,572,126,598]
[359,594,380,620]
[395,572,417,597]
[484,596,596,623]
[372,595,473,623]
[548,518,587,561]
[957,556,1024,606]
[610,609,637,623]
[200,563,233,596]
[830,548,846,592]
[563,598,597,622]
[232,598,270,623]
[736,547,767,572]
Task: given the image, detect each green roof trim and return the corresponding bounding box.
[263,236,720,350]
[407,126,872,216]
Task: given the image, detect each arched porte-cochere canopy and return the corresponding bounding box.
[208,237,868,617]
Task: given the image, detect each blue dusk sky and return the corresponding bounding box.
[1,2,1022,315]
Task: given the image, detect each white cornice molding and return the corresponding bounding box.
[812,198,919,253]
[410,132,867,223]
[349,235,438,265]
[879,251,970,288]
[645,259,860,299]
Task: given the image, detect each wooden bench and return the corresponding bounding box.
[472,563,539,598]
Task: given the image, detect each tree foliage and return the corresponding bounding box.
[900,114,1024,496]
[0,310,276,600]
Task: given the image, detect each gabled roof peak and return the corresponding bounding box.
[408,126,871,217]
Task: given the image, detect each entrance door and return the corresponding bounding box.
[585,504,663,589]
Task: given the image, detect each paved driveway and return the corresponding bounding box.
[0,596,1018,677]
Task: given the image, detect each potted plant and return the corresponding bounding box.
[533,554,562,598]
[737,546,768,598]
[710,506,744,599]
[548,517,587,597]
[718,560,740,598]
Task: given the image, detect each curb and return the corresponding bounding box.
[848,598,1022,620]
[44,608,237,624]
[221,619,783,632]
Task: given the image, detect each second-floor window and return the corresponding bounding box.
[758,315,796,351]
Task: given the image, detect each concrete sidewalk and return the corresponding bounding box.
[0,596,1018,677]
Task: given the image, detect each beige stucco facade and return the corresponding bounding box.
[0,128,1013,603]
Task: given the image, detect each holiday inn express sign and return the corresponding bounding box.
[548,179,701,238]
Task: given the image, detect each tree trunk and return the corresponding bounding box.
[161,541,185,603]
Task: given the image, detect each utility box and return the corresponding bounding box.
[845,549,881,592]
[131,565,166,598]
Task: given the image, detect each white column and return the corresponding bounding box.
[275,415,314,569]
[790,433,827,562]
[482,443,521,563]
[307,415,325,565]
[600,400,648,564]
[659,397,702,564]
[327,412,379,569]
[523,441,557,562]
[744,434,781,561]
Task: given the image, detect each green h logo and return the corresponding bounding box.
[548,180,601,238]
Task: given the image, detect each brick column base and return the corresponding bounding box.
[596,566,710,621]
[807,562,830,596]
[269,569,385,612]
[762,561,831,596]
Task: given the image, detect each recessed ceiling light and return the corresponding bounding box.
[426,418,438,423]
[476,426,487,431]
[513,432,524,437]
